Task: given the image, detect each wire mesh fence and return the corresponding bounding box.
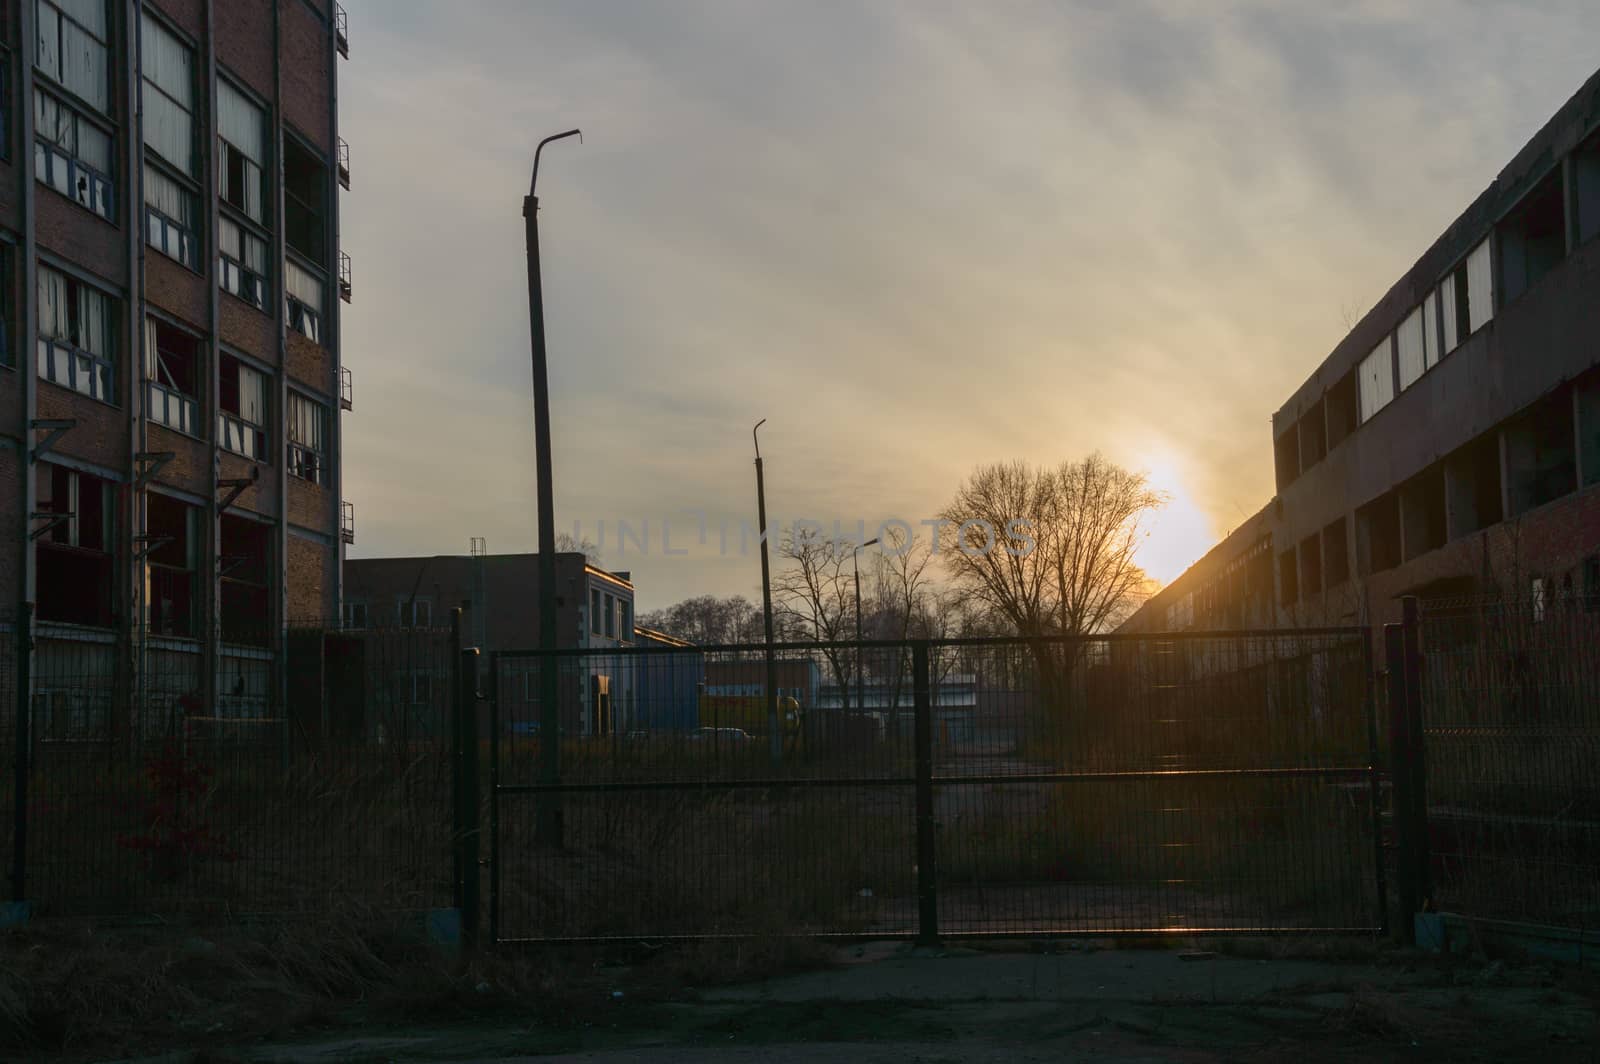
[1419,596,1600,929]
[490,629,1383,942]
[1,608,459,917]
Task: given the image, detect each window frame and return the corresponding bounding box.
[36,262,118,404]
[34,86,116,222]
[286,389,327,485]
[34,0,112,117]
[145,314,202,437]
[216,75,272,312]
[140,11,202,271]
[284,253,326,345]
[217,352,268,460]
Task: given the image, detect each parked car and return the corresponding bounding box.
[691,727,754,744]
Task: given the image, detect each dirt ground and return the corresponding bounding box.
[84,937,1599,1064]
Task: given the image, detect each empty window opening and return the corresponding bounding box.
[1298,398,1326,470]
[287,391,327,484]
[218,354,267,460]
[1273,426,1299,491]
[1322,518,1350,588]
[1504,388,1577,516]
[147,492,199,637]
[1576,127,1600,248]
[217,79,266,223]
[37,264,116,402]
[284,138,328,264]
[36,462,115,626]
[1298,534,1322,599]
[1400,465,1448,562]
[1278,549,1298,607]
[590,588,602,634]
[604,593,616,637]
[1443,433,1504,538]
[145,317,200,436]
[1356,492,1402,576]
[219,513,271,644]
[1326,370,1358,450]
[1577,369,1600,489]
[1498,170,1566,305]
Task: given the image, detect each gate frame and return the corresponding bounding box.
[487,627,1386,946]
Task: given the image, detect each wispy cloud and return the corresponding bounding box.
[340,0,1600,601]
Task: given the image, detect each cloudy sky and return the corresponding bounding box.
[340,0,1600,610]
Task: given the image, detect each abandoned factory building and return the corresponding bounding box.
[1123,65,1600,636]
[2,1,353,728]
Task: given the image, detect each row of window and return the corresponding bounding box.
[24,2,334,344]
[340,599,434,630]
[35,460,272,641]
[1356,239,1493,423]
[30,259,329,483]
[589,587,633,640]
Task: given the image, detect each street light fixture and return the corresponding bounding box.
[853,537,878,718]
[525,128,580,847]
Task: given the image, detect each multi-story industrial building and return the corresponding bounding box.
[1,0,353,729]
[1122,66,1600,637]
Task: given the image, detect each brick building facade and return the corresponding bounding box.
[1,0,351,726]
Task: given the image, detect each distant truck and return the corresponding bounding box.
[697,694,803,738]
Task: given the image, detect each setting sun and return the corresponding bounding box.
[1135,453,1218,588]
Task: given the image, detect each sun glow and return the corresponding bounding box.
[1135,453,1217,588]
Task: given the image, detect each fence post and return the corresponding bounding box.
[458,645,482,953]
[912,640,938,946]
[1386,596,1430,943]
[12,603,32,904]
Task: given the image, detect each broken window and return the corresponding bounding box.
[218,354,267,459]
[218,215,268,310]
[1504,388,1577,516]
[1357,335,1394,422]
[1278,549,1298,607]
[285,259,324,345]
[1497,171,1565,305]
[141,12,199,269]
[1298,398,1326,470]
[1325,370,1358,451]
[147,491,199,637]
[36,462,115,626]
[1273,426,1299,491]
[34,89,114,220]
[217,78,266,223]
[1298,534,1322,599]
[219,513,271,644]
[145,316,200,436]
[286,391,326,484]
[1400,465,1447,561]
[284,137,327,263]
[1322,518,1349,588]
[1356,492,1402,575]
[37,263,116,402]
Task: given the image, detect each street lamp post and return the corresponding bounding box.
[753,420,779,765]
[853,537,878,719]
[525,128,580,847]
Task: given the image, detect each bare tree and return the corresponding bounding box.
[636,594,762,645]
[939,454,1164,706]
[554,531,603,566]
[773,526,859,709]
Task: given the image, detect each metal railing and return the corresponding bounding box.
[335,3,349,58]
[488,629,1383,943]
[337,136,350,190]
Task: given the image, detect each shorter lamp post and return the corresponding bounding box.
[853,538,878,716]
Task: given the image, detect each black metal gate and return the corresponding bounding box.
[488,629,1383,943]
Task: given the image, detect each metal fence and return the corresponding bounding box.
[489,629,1383,943]
[1415,596,1600,930]
[2,606,460,917]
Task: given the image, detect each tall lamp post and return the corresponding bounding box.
[852,538,878,717]
[525,128,581,847]
[753,420,779,764]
